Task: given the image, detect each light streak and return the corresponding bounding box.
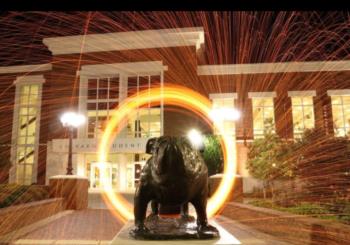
[98,85,237,221]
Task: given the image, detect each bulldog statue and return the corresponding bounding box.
[130,136,219,240]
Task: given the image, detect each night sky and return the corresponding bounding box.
[0,11,349,66]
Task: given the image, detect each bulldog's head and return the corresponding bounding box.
[146,136,184,175]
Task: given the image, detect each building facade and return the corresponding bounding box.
[0,27,349,193]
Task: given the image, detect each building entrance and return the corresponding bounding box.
[90,162,119,190]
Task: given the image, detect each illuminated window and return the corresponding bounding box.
[290,96,315,138]
[251,96,275,138]
[126,75,161,138]
[330,95,350,137]
[14,81,42,185]
[209,94,237,136]
[86,77,119,138]
[85,75,161,139]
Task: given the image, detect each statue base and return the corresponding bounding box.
[111,217,241,245]
[129,215,219,240]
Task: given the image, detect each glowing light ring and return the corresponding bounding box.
[98,85,236,222]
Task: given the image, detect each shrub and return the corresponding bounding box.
[0,184,49,208]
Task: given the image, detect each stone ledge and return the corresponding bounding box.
[0,198,65,237]
[0,198,64,215]
[49,175,88,180]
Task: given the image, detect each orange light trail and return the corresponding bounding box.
[97,85,237,222]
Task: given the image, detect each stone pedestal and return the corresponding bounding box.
[112,219,240,245]
[49,175,89,210]
[208,174,243,202]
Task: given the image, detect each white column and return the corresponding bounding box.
[78,74,88,138]
[118,73,128,137]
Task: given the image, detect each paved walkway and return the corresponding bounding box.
[8,195,292,245]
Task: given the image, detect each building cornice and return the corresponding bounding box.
[197,60,350,75]
[209,93,238,99]
[0,64,52,74]
[248,91,277,98]
[14,75,46,85]
[327,89,350,96]
[43,27,205,55]
[78,61,168,77]
[288,90,316,97]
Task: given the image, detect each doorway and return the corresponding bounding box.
[90,162,119,190]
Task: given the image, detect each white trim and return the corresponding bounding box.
[288,90,316,97]
[14,75,46,85]
[0,64,52,74]
[79,61,168,77]
[209,93,238,99]
[248,92,277,98]
[43,27,205,55]
[327,89,350,96]
[197,60,350,75]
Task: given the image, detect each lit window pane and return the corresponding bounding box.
[28,94,38,105]
[20,108,28,115]
[302,97,313,106]
[20,94,28,105]
[263,98,274,106]
[342,96,350,105]
[292,96,314,137]
[17,165,24,180]
[292,106,303,128]
[331,96,342,105]
[21,86,30,95]
[263,107,274,119]
[28,107,37,115]
[252,97,275,138]
[27,122,36,136]
[332,105,344,128]
[292,97,302,106]
[26,136,35,145]
[25,165,33,177]
[17,137,26,145]
[211,97,236,136]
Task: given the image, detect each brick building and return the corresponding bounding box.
[0,27,349,193]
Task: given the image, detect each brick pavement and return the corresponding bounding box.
[8,195,293,245]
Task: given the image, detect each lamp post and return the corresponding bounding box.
[60,112,86,175]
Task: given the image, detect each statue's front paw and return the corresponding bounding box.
[129,224,150,238]
[197,224,219,239]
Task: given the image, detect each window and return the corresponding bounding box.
[210,94,236,136]
[85,74,161,139]
[14,82,42,184]
[252,97,275,138]
[86,77,119,138]
[330,95,350,137]
[126,75,161,138]
[291,96,315,138]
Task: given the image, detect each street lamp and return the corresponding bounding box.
[187,129,204,150]
[60,112,86,175]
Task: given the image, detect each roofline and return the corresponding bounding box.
[197,60,350,75]
[0,63,52,74]
[43,27,205,55]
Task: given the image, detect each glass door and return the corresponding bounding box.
[90,162,119,190]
